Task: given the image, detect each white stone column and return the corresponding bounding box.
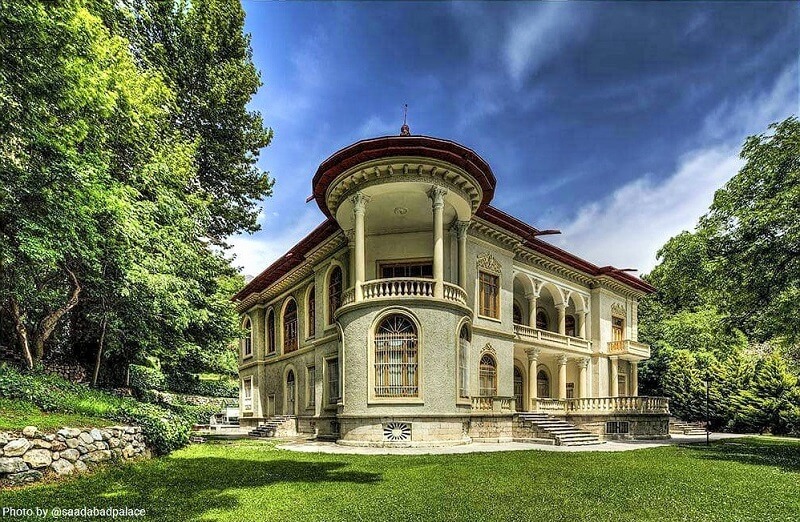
[526,348,540,410]
[610,356,619,397]
[578,357,590,398]
[631,361,639,396]
[429,186,448,298]
[526,293,538,327]
[345,229,355,288]
[578,311,588,339]
[454,220,470,289]
[556,303,566,335]
[558,354,568,400]
[352,192,369,302]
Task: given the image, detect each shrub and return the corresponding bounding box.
[129,364,166,392]
[166,372,238,397]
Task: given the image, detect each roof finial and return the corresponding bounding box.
[400,103,411,136]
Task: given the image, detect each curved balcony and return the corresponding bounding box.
[341,278,468,309]
[608,339,650,360]
[513,324,592,354]
[533,396,669,415]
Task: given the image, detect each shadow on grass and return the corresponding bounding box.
[682,437,800,473]
[0,455,381,520]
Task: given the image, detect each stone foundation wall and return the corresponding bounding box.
[0,425,149,486]
[467,415,514,442]
[564,414,670,440]
[337,416,472,447]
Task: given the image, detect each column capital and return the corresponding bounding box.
[351,191,371,214]
[609,355,619,362]
[451,219,471,239]
[428,185,448,208]
[525,347,541,361]
[577,357,590,369]
[554,302,567,310]
[557,354,569,366]
[525,291,539,300]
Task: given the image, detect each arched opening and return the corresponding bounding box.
[374,314,419,398]
[479,354,497,397]
[286,370,296,415]
[537,368,550,398]
[328,266,342,322]
[458,324,470,399]
[266,309,276,354]
[241,317,252,357]
[307,285,316,338]
[565,315,576,337]
[536,309,549,330]
[283,298,298,353]
[513,302,523,325]
[513,365,524,411]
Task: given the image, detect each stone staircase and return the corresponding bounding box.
[248,415,297,439]
[670,420,707,436]
[517,412,604,446]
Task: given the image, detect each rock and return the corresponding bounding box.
[65,438,80,449]
[52,452,60,461]
[73,460,89,473]
[3,438,30,457]
[44,434,56,442]
[89,428,103,441]
[81,450,111,462]
[122,444,136,459]
[22,426,39,438]
[83,443,96,452]
[0,457,28,474]
[124,427,136,434]
[22,449,52,468]
[77,445,89,454]
[51,458,75,476]
[78,432,94,445]
[60,449,80,462]
[58,428,81,438]
[111,448,123,459]
[50,441,67,452]
[100,429,112,441]
[0,433,9,445]
[7,470,42,485]
[95,441,108,450]
[31,439,52,449]
[108,437,121,448]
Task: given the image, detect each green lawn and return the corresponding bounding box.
[0,398,113,431]
[0,437,798,521]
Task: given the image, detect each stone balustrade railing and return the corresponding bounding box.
[532,396,669,415]
[342,287,355,306]
[607,339,651,359]
[513,324,592,353]
[443,282,468,306]
[471,396,515,412]
[341,279,468,307]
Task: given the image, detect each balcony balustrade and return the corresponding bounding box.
[532,396,669,415]
[341,278,468,308]
[471,396,515,412]
[607,339,651,359]
[513,324,592,354]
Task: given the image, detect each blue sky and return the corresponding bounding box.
[230,1,799,278]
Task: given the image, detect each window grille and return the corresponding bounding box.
[513,366,524,410]
[606,421,629,434]
[308,286,316,338]
[308,366,316,407]
[283,299,298,353]
[243,378,252,410]
[566,382,575,399]
[479,354,497,397]
[267,310,276,354]
[328,359,340,404]
[374,314,419,398]
[459,326,470,398]
[242,318,252,356]
[479,271,500,318]
[286,370,296,414]
[328,267,342,320]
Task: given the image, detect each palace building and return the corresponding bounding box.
[234,126,669,446]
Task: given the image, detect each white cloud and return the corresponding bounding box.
[554,64,798,274]
[357,115,396,138]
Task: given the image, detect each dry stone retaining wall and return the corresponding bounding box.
[0,425,150,486]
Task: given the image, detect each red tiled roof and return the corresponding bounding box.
[312,135,497,218]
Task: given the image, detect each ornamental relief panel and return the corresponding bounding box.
[476,252,502,274]
[611,302,626,317]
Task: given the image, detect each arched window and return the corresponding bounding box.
[283,299,298,353]
[242,317,252,357]
[374,314,418,398]
[307,285,316,338]
[513,303,523,325]
[514,366,524,411]
[537,369,550,398]
[565,315,576,337]
[536,309,549,330]
[266,310,276,354]
[328,266,342,322]
[479,354,497,397]
[286,370,296,414]
[458,325,470,399]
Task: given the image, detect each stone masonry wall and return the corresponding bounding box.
[0,425,149,486]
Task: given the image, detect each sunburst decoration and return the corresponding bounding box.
[383,422,412,442]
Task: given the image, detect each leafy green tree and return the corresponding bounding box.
[731,352,799,434]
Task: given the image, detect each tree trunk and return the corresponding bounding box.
[92,315,107,387]
[9,298,33,370]
[32,267,82,362]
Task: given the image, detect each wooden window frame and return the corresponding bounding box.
[478,271,500,320]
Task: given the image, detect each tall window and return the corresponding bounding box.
[566,382,575,399]
[479,354,497,397]
[327,358,340,404]
[328,266,342,322]
[286,370,296,414]
[612,316,625,342]
[479,271,500,318]
[537,369,550,398]
[565,315,576,337]
[242,317,252,357]
[307,366,316,407]
[307,286,316,338]
[380,261,433,278]
[513,366,524,411]
[266,310,276,354]
[242,377,252,410]
[458,325,470,399]
[283,299,298,353]
[374,314,419,398]
[513,303,523,325]
[536,310,549,330]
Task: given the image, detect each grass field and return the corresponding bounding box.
[0,437,798,521]
[0,398,113,431]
